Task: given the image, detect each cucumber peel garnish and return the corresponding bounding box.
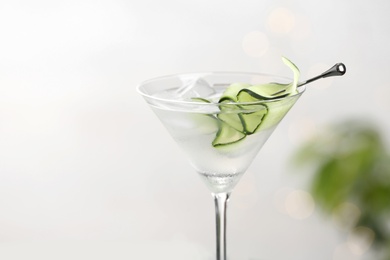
[193,57,300,147]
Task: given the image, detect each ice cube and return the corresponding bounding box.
[148,75,219,113]
[175,75,216,100]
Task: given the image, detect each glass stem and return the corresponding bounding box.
[213,192,230,260]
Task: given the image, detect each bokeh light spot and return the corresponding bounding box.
[347,226,375,255]
[267,7,295,34]
[333,243,359,260]
[332,202,361,231]
[290,14,312,41]
[285,190,315,220]
[273,187,294,214]
[242,31,269,57]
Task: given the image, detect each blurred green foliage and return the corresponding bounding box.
[293,120,390,258]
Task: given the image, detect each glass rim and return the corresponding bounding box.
[136,71,306,106]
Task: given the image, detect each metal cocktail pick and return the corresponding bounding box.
[271,62,346,96]
[298,63,346,87]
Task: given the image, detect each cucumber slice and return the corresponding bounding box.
[254,96,297,131]
[235,57,300,132]
[238,57,299,99]
[217,110,245,133]
[191,95,247,146]
[282,56,299,93]
[217,83,249,133]
[191,57,301,147]
[240,104,268,134]
[237,87,289,102]
[243,83,290,98]
[217,103,268,135]
[219,83,251,102]
[191,97,212,103]
[218,81,272,134]
[212,121,246,147]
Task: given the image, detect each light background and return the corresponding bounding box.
[0,0,389,259]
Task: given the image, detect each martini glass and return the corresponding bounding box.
[137,72,305,260]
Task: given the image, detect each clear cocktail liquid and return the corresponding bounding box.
[150,87,296,193]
